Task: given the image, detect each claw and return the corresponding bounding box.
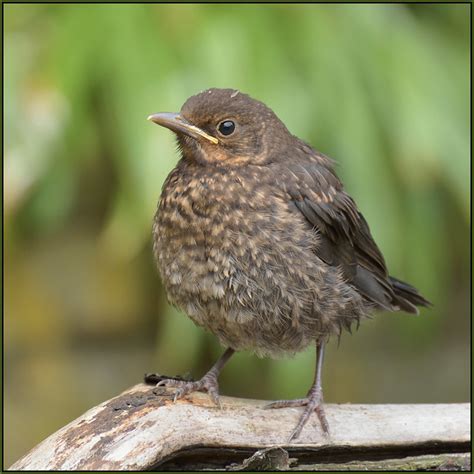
[149,348,234,408]
[265,393,329,441]
[264,341,330,441]
[154,374,220,406]
[263,398,308,410]
[315,405,330,435]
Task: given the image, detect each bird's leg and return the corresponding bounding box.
[264,340,329,441]
[156,347,234,407]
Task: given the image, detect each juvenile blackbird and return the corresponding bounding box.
[148,88,430,441]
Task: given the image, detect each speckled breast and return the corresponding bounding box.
[152,160,357,356]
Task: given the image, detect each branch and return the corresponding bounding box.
[9,383,471,471]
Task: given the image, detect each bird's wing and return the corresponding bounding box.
[284,151,398,311]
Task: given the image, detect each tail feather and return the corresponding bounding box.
[389,276,432,315]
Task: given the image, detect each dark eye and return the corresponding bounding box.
[218,120,235,136]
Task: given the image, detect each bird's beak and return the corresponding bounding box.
[147,112,219,145]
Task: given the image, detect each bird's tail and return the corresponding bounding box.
[389,276,432,315]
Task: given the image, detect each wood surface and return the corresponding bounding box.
[9,383,471,471]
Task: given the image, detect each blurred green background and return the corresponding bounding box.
[4,3,470,467]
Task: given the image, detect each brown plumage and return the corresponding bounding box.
[148,88,431,440]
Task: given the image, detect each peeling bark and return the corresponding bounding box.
[9,384,471,471]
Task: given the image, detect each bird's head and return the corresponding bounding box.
[148,88,290,167]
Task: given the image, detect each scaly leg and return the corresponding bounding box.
[265,341,329,441]
[156,347,234,407]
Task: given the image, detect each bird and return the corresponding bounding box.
[147,88,431,441]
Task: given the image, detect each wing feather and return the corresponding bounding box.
[284,151,397,310]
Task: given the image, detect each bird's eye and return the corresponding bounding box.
[218,120,235,136]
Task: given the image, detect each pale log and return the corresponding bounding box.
[9,383,471,471]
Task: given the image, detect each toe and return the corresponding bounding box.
[208,388,221,407]
[172,385,185,401]
[153,373,222,406]
[174,381,198,401]
[288,425,303,443]
[200,375,220,406]
[156,378,182,388]
[263,398,308,410]
[315,405,330,435]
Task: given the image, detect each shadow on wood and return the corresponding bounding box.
[9,383,471,471]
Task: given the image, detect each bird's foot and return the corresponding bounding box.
[264,389,329,441]
[156,371,221,406]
